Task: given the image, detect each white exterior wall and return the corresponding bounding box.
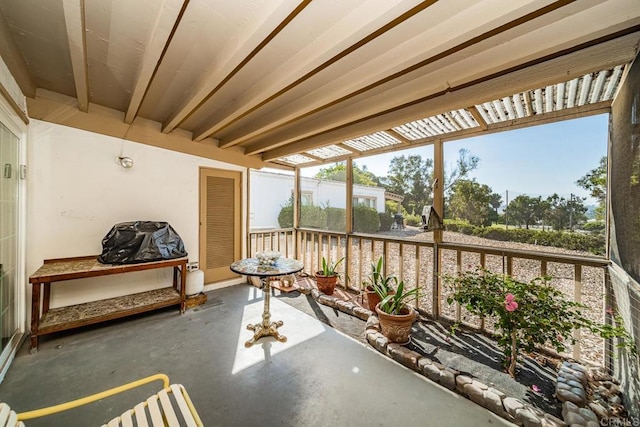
[27,120,245,308]
[250,170,385,229]
[249,171,294,229]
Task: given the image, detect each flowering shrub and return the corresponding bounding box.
[443,268,636,377]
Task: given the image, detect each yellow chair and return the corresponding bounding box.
[1,374,203,426]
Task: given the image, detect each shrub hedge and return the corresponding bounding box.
[379,213,394,231]
[353,205,380,233]
[277,205,294,228]
[444,219,605,255]
[277,204,381,233]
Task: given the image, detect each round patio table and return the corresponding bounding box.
[230,257,303,347]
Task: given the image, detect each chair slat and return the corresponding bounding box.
[146,395,163,426]
[170,385,197,427]
[133,402,149,427]
[120,409,134,427]
[157,389,179,426]
[5,413,17,427]
[0,403,11,427]
[106,417,120,427]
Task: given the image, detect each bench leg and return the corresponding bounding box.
[30,283,41,353]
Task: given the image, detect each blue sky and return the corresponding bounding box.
[302,114,608,205]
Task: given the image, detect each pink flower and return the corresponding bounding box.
[505,293,518,312]
[532,384,541,393]
[556,334,564,342]
[606,307,614,315]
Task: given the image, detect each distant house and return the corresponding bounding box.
[250,170,386,230]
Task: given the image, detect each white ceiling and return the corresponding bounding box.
[0,0,638,168]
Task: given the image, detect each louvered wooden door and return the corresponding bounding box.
[199,168,242,283]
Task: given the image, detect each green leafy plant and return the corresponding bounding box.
[365,257,395,295]
[443,268,636,377]
[318,256,344,277]
[378,280,419,315]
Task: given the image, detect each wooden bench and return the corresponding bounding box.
[28,256,188,352]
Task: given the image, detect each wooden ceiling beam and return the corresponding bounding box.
[0,12,35,98]
[469,106,489,130]
[62,0,89,112]
[161,0,312,134]
[218,0,582,150]
[206,0,439,147]
[124,0,188,124]
[260,32,637,161]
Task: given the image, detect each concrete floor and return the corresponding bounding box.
[0,285,514,426]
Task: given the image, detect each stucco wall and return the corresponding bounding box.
[27,120,245,309]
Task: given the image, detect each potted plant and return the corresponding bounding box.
[315,256,344,295]
[375,280,419,344]
[364,257,395,311]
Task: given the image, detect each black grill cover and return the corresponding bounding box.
[98,221,187,264]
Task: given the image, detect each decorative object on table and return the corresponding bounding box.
[255,250,282,267]
[315,256,344,295]
[98,221,187,264]
[375,279,419,344]
[364,256,396,311]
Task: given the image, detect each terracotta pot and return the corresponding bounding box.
[366,287,394,312]
[375,304,416,344]
[316,272,337,295]
[365,287,381,311]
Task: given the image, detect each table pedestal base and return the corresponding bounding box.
[245,319,286,348]
[245,277,287,348]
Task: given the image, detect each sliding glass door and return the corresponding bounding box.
[0,121,20,368]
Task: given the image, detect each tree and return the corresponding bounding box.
[385,154,433,214]
[448,179,501,226]
[385,149,479,214]
[507,195,543,229]
[544,193,587,231]
[576,156,606,220]
[444,148,480,194]
[314,162,380,186]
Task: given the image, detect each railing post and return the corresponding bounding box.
[432,243,440,318]
[346,158,353,289]
[573,264,583,360]
[456,250,462,322]
[604,267,614,372]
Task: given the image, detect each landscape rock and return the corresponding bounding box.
[464,382,486,406]
[456,375,473,394]
[577,408,598,423]
[365,316,380,331]
[488,387,506,399]
[318,294,335,307]
[483,390,507,418]
[421,362,441,383]
[516,407,543,427]
[438,368,456,390]
[353,306,372,320]
[543,413,566,427]
[374,334,388,353]
[417,357,432,370]
[562,402,579,420]
[387,344,420,369]
[588,402,608,419]
[503,397,525,419]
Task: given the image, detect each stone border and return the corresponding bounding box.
[304,286,635,427]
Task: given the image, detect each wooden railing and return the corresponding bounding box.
[248,228,610,365]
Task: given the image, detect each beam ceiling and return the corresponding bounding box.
[0,0,637,168]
